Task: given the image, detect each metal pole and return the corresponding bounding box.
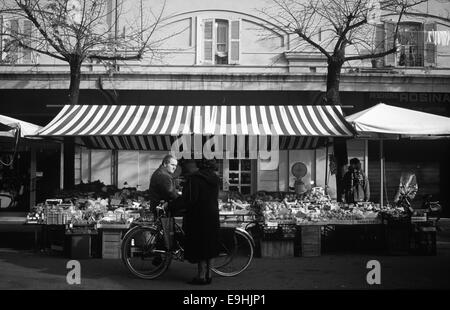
[364,139,369,177]
[380,140,384,207]
[114,0,118,71]
[325,144,329,194]
[29,145,36,209]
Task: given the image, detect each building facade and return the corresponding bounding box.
[1,0,449,212]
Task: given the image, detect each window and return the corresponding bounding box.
[0,17,33,64]
[198,18,240,65]
[397,23,423,67]
[381,21,436,68]
[226,159,253,195]
[215,19,228,64]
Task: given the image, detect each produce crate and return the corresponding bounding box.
[385,221,411,255]
[260,240,294,258]
[300,226,321,257]
[43,224,67,254]
[100,229,124,259]
[66,228,97,259]
[67,234,92,259]
[411,224,437,256]
[411,216,427,223]
[279,224,297,239]
[352,218,382,225]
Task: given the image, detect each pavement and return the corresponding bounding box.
[0,219,450,290]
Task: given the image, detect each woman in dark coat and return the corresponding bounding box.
[182,159,220,285]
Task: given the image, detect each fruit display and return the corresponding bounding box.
[218,198,252,214]
[253,187,406,225]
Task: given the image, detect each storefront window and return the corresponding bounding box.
[227,159,252,195]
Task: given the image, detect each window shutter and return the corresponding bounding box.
[106,0,113,39]
[229,19,240,64]
[9,19,19,63]
[374,23,385,66]
[384,20,396,66]
[424,22,436,67]
[22,19,32,63]
[202,19,214,64]
[0,15,3,61]
[195,17,201,64]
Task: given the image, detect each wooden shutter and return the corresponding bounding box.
[202,19,214,64]
[229,19,240,64]
[106,0,113,39]
[384,20,396,66]
[424,22,436,67]
[195,17,201,64]
[22,19,32,63]
[0,15,3,62]
[9,19,19,63]
[374,23,385,66]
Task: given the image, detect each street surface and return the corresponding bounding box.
[0,220,449,290]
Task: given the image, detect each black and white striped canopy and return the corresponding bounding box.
[36,105,353,150]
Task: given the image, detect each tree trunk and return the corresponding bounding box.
[326,57,348,202]
[63,137,75,190]
[325,57,343,105]
[68,59,82,105]
[64,58,81,189]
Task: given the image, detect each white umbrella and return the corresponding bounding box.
[346,103,450,137]
[346,103,450,207]
[0,114,42,138]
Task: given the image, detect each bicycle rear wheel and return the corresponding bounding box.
[121,226,172,280]
[211,228,254,277]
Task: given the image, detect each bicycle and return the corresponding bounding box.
[121,202,255,280]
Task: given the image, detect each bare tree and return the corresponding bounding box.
[261,0,426,105]
[0,0,168,105]
[261,0,426,201]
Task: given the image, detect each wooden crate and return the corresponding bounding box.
[101,230,123,259]
[68,234,92,259]
[260,240,294,258]
[300,226,321,257]
[385,224,411,256]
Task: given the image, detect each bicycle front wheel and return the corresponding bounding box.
[121,226,172,280]
[211,228,254,277]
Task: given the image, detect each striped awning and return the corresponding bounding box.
[37,105,354,137]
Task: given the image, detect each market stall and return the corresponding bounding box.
[0,114,43,212]
[28,103,429,258]
[345,103,450,256]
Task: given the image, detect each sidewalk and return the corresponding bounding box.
[0,219,449,290]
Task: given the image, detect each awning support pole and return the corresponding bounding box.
[325,144,329,194]
[380,140,384,208]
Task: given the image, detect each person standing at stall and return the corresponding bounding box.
[148,154,180,212]
[342,158,370,203]
[182,159,220,285]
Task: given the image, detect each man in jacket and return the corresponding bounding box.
[148,154,180,210]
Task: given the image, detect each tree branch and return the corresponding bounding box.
[294,29,331,58]
[345,47,397,61]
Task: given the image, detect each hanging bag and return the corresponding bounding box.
[161,216,175,250]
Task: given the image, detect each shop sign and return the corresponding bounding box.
[369,92,450,104]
